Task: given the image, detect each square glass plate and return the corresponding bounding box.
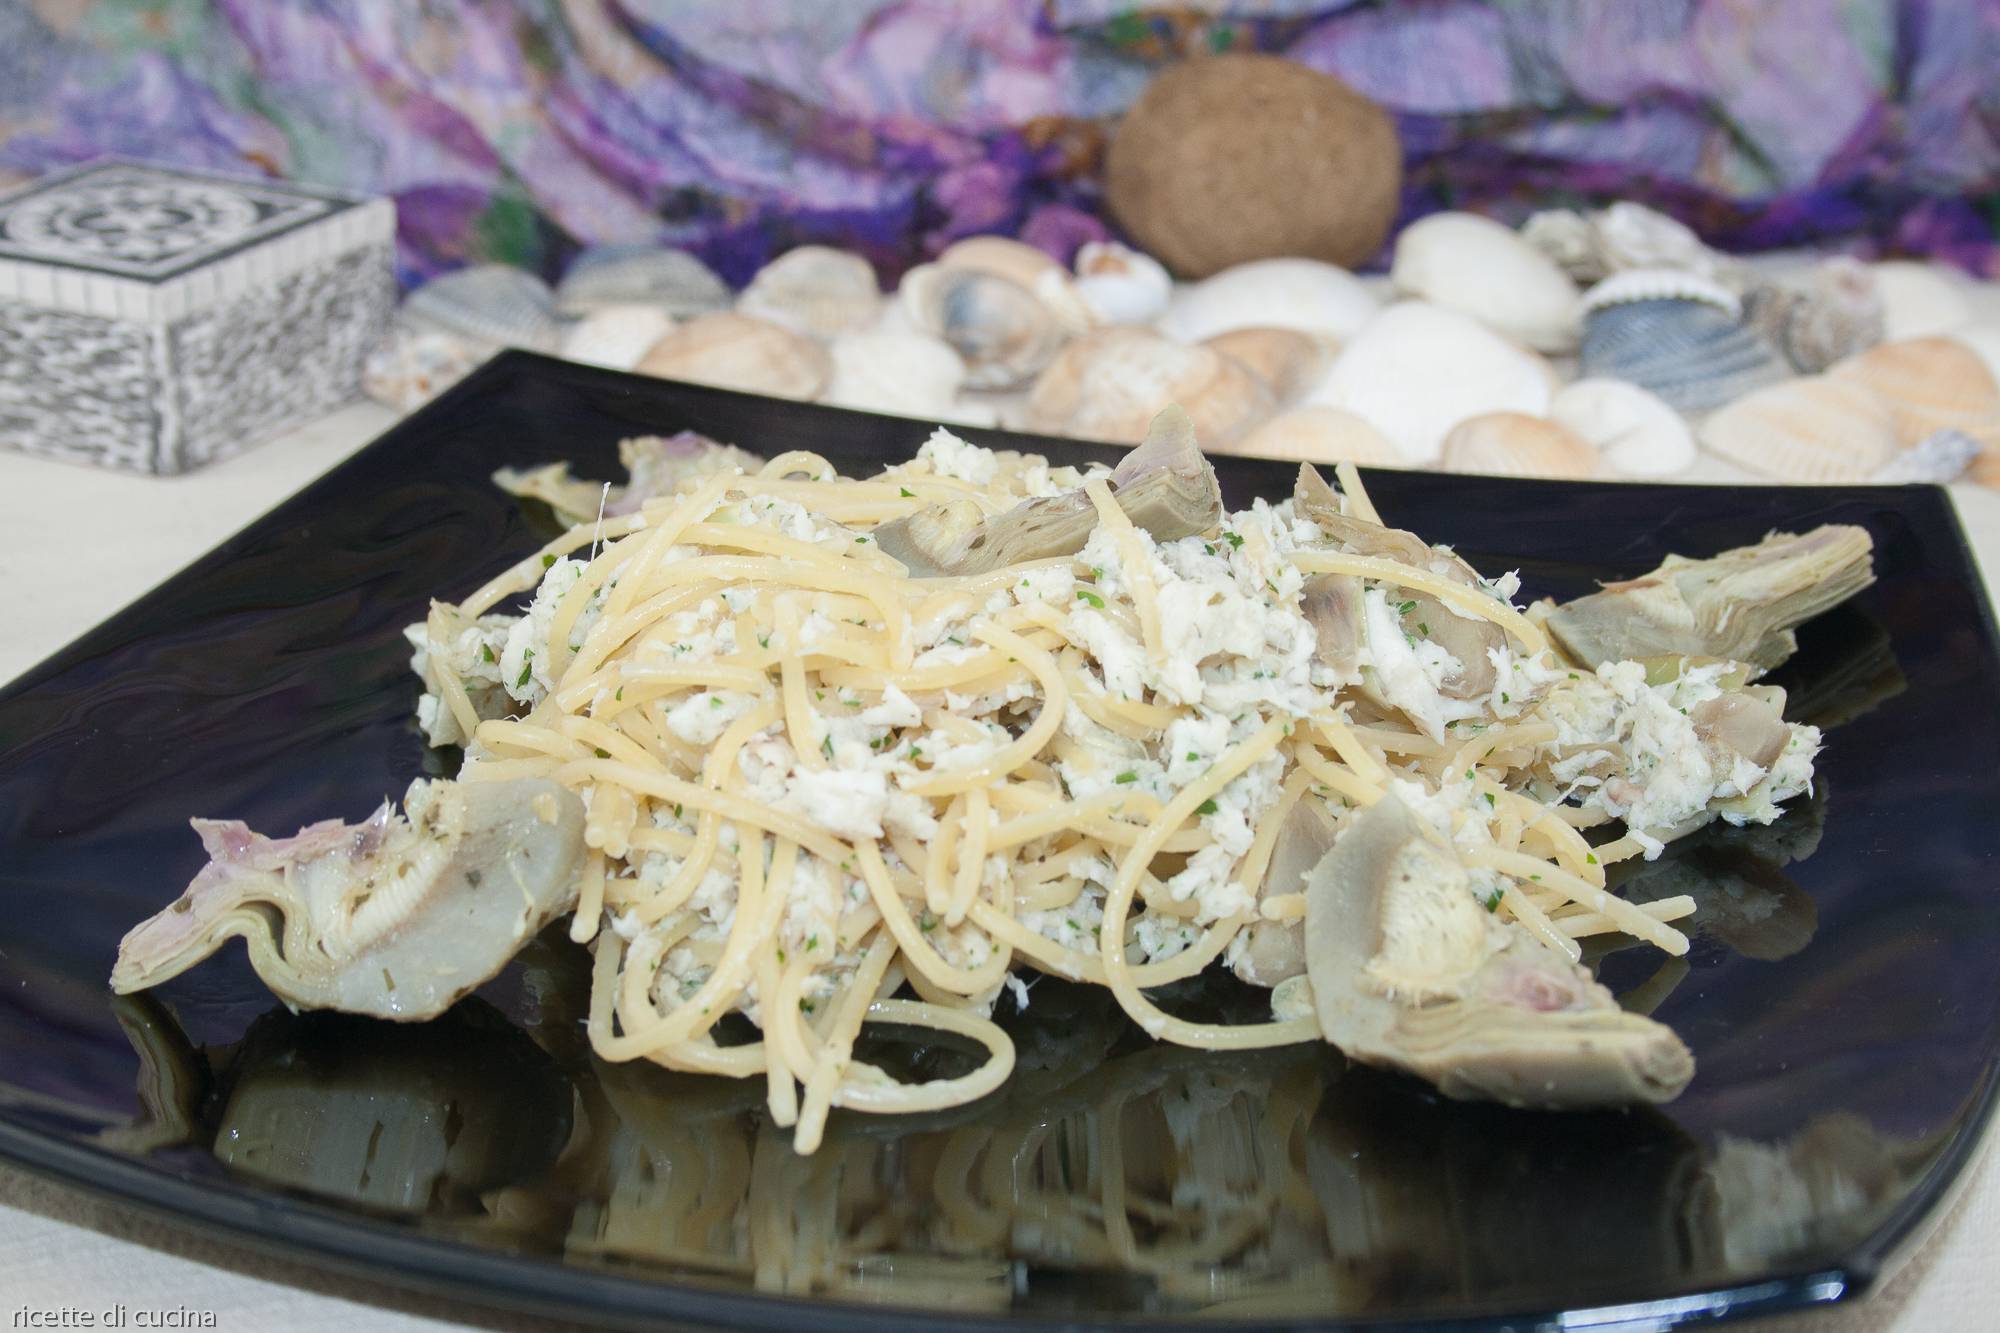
[3,352,1997,1330]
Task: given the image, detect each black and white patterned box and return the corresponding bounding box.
[0,160,396,474]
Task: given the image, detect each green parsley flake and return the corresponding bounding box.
[614,686,624,701]
[1223,531,1244,549]
[479,643,495,663]
[1586,852,1599,865]
[821,735,834,760]
[1075,589,1105,608]
[541,553,557,569]
[1195,798,1219,816]
[1484,887,1504,912]
[900,487,915,497]
[594,748,610,759]
[1114,771,1138,785]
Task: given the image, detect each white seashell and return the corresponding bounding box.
[1581,268,1741,318]
[1026,327,1273,446]
[936,236,1094,332]
[1829,336,2000,450]
[634,312,831,400]
[1226,406,1404,465]
[401,264,561,353]
[558,304,676,371]
[821,333,966,419]
[1074,241,1172,325]
[1303,302,1553,464]
[1523,202,1735,288]
[1439,413,1602,479]
[362,326,488,413]
[1159,258,1379,344]
[736,245,881,339]
[1870,261,1972,341]
[1697,378,1900,483]
[1950,322,2000,388]
[1390,211,1582,351]
[1549,379,1696,478]
[937,396,1001,430]
[555,245,730,320]
[900,264,1066,390]
[1202,327,1339,406]
[1869,429,1981,484]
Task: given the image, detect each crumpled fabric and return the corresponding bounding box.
[0,0,1992,287]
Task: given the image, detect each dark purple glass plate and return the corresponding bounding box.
[2,352,1996,1331]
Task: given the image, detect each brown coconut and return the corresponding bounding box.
[1105,53,1401,279]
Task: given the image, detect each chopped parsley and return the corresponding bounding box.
[479,643,495,663]
[1417,621,1430,636]
[709,696,723,708]
[854,535,869,544]
[1114,771,1138,784]
[1397,599,1418,616]
[806,933,818,952]
[1586,852,1599,865]
[1195,798,1219,816]
[515,651,534,690]
[1484,887,1504,912]
[799,998,816,1014]
[1222,531,1244,549]
[541,553,557,569]
[758,631,771,649]
[1500,691,1510,704]
[776,946,786,964]
[1483,791,1496,808]
[1074,589,1105,609]
[918,909,937,933]
[899,486,915,497]
[614,686,623,701]
[821,734,835,760]
[594,747,610,758]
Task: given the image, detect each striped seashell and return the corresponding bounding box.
[1439,413,1602,479]
[1697,377,1900,483]
[1828,336,2000,451]
[736,246,882,339]
[555,246,730,320]
[1579,271,1788,415]
[1580,268,1741,318]
[402,264,561,353]
[1224,406,1404,465]
[558,303,676,371]
[1202,326,1340,407]
[635,312,831,401]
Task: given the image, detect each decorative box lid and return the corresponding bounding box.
[0,159,394,324]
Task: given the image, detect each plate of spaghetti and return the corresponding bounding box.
[3,351,1998,1330]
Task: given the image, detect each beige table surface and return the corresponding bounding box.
[1,400,1997,1331]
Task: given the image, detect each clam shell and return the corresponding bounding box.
[1870,261,1972,341]
[1304,302,1553,464]
[401,264,560,353]
[1074,241,1171,325]
[1697,378,1899,483]
[1226,406,1404,465]
[1828,336,2000,450]
[558,303,677,371]
[1439,413,1601,479]
[822,333,966,419]
[937,236,1093,332]
[634,312,830,400]
[555,245,730,320]
[1203,327,1339,407]
[1549,378,1696,479]
[1390,211,1582,351]
[736,245,881,339]
[900,264,1066,390]
[1026,327,1273,446]
[1159,258,1379,344]
[1578,285,1789,415]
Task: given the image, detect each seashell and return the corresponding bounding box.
[1870,261,1972,341]
[1439,413,1602,479]
[555,245,730,320]
[1742,258,1884,373]
[634,312,830,400]
[557,303,676,371]
[1202,327,1339,406]
[736,245,881,339]
[361,326,487,413]
[1073,241,1171,325]
[1697,378,1900,483]
[1303,302,1553,464]
[936,235,1093,332]
[1390,211,1582,351]
[1828,336,2000,451]
[821,333,966,419]
[1869,429,1981,484]
[1159,258,1379,344]
[1026,327,1273,446]
[1226,406,1404,465]
[401,264,561,353]
[1549,378,1696,479]
[900,264,1066,390]
[1523,202,1736,288]
[1579,271,1790,414]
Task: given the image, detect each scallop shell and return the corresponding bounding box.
[558,303,676,371]
[1697,378,1900,483]
[1026,327,1273,446]
[900,264,1066,390]
[736,246,881,339]
[634,312,830,400]
[821,333,966,419]
[1303,302,1553,464]
[401,265,560,353]
[1159,258,1379,344]
[936,236,1093,332]
[1548,378,1696,479]
[555,245,730,320]
[1870,261,1972,341]
[1390,211,1582,351]
[1742,258,1885,373]
[1226,406,1404,465]
[1828,336,2000,450]
[1202,327,1339,406]
[1439,413,1601,479]
[1578,275,1789,415]
[1074,241,1171,325]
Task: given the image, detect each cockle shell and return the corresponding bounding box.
[1158,257,1380,344]
[1074,241,1172,325]
[1026,327,1273,446]
[558,303,676,371]
[736,245,881,339]
[900,264,1066,390]
[401,265,561,353]
[1579,269,1790,414]
[1742,258,1885,373]
[555,245,730,320]
[1203,327,1339,406]
[821,333,966,419]
[1870,261,1972,341]
[1391,211,1582,351]
[634,312,830,400]
[1549,378,1696,478]
[1227,406,1404,465]
[1828,336,2000,451]
[1439,413,1601,479]
[936,235,1094,333]
[1697,377,1900,483]
[1304,302,1554,464]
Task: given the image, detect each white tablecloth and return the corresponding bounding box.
[1,402,1995,1331]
